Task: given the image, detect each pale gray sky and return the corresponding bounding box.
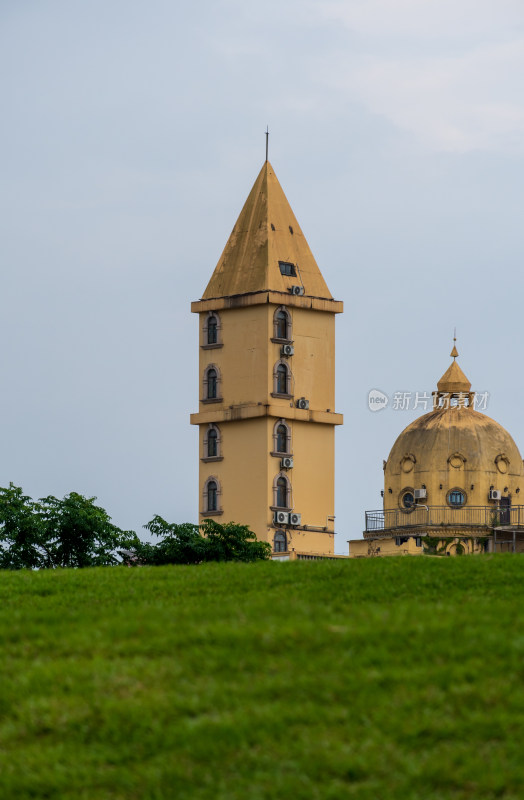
[1,1,524,551]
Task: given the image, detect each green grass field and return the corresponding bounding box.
[1,556,523,800]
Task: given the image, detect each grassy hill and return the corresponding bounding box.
[1,556,523,799]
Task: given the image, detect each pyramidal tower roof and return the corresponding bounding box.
[201,161,333,301]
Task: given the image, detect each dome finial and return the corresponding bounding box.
[437,330,471,396]
[450,327,458,360]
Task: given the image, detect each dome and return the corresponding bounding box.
[384,348,524,510]
[386,405,523,478]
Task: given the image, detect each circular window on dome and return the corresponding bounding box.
[447,488,466,508]
[399,489,415,511]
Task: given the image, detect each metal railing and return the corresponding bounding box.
[365,505,524,532]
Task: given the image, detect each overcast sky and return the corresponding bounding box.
[2,1,524,552]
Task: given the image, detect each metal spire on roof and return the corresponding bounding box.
[450,329,459,360]
[265,126,269,162]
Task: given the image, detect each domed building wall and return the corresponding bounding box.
[350,345,524,557]
[384,405,524,515]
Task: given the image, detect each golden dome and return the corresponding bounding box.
[384,351,524,509]
[386,405,523,478]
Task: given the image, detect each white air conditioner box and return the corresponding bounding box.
[289,512,301,526]
[281,344,294,357]
[274,511,290,525]
[489,489,502,501]
[296,398,309,410]
[414,489,427,500]
[281,457,294,470]
[289,285,305,296]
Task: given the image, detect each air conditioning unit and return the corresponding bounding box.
[289,285,305,296]
[289,512,301,526]
[274,510,290,525]
[296,397,309,410]
[414,489,427,500]
[489,489,502,501]
[281,457,294,470]
[281,344,294,357]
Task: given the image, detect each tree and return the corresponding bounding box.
[199,518,271,562]
[0,484,46,570]
[0,484,137,569]
[40,492,138,568]
[137,517,206,565]
[0,484,271,570]
[134,516,271,565]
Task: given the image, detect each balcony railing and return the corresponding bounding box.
[365,505,524,533]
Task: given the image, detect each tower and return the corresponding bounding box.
[190,160,343,555]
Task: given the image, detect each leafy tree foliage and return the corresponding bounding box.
[199,518,271,562]
[0,485,46,570]
[39,492,138,568]
[0,484,270,570]
[0,484,137,569]
[135,516,271,565]
[135,519,206,566]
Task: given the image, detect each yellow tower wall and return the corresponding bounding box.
[198,306,270,406]
[287,421,335,527]
[194,301,340,555]
[290,308,336,410]
[198,417,269,536]
[196,305,336,410]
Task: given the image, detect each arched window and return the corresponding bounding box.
[203,312,221,348]
[203,365,221,402]
[273,420,291,454]
[274,473,291,509]
[273,361,291,396]
[203,477,221,514]
[273,307,292,341]
[274,531,287,553]
[277,365,287,394]
[207,315,218,345]
[208,427,218,457]
[277,424,287,452]
[276,477,287,507]
[207,481,218,511]
[207,369,217,399]
[204,424,221,459]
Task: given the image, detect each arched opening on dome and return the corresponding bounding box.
[399,489,415,512]
[447,488,466,508]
